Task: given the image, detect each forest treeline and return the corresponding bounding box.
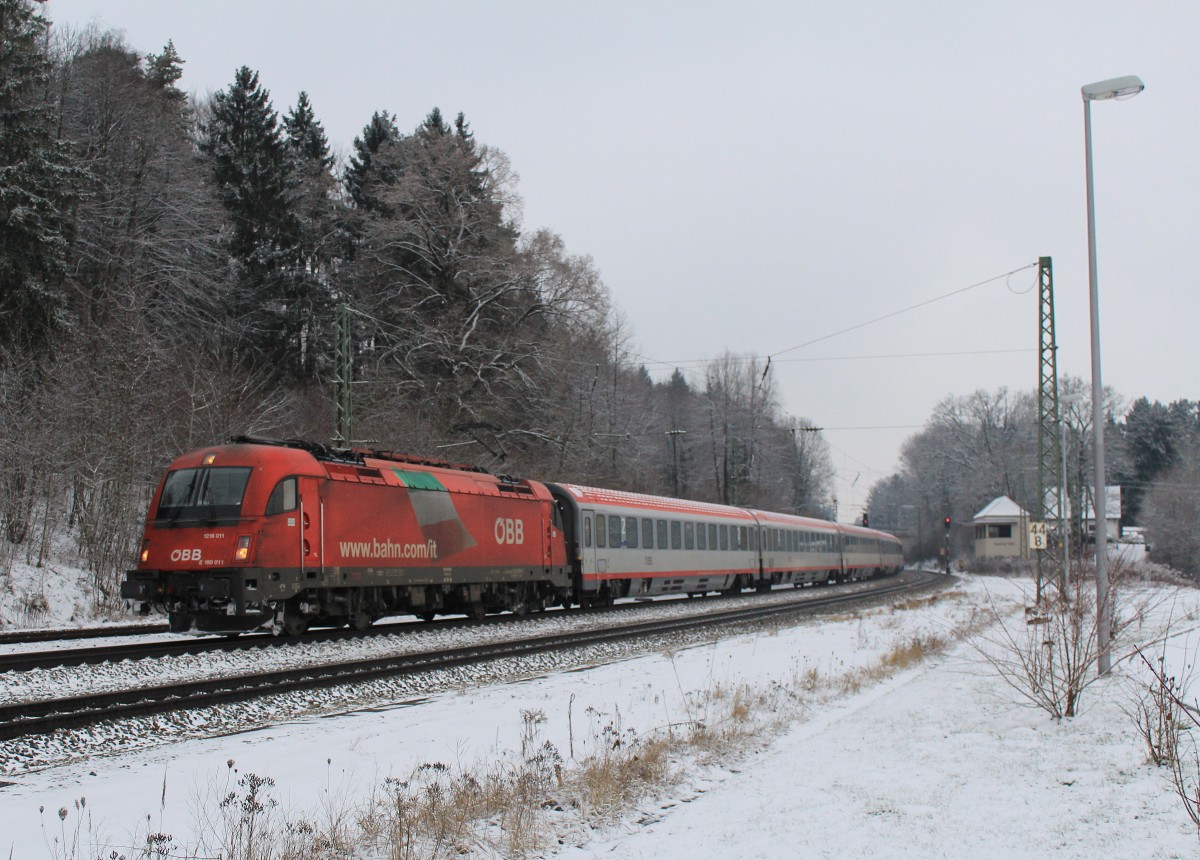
[0,1,832,608]
[866,380,1200,576]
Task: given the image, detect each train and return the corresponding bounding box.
[121,437,905,635]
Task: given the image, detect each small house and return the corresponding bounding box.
[972,496,1030,560]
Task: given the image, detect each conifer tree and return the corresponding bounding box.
[145,40,185,101]
[200,66,291,261]
[200,66,303,374]
[345,110,398,209]
[283,91,333,170]
[281,91,341,378]
[0,0,82,355]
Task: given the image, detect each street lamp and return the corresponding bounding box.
[1082,74,1144,675]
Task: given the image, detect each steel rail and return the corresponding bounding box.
[0,572,946,742]
[0,574,917,674]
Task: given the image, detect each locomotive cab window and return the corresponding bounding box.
[265,477,297,515]
[156,466,253,523]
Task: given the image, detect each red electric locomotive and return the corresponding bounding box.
[124,437,905,635]
[122,437,571,634]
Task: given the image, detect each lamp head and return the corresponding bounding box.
[1082,75,1145,101]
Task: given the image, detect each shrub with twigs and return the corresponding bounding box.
[971,556,1153,719]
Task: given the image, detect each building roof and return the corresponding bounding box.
[972,495,1028,523]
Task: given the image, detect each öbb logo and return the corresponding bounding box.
[494,518,524,545]
[171,548,202,562]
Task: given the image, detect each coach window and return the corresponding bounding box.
[265,477,297,515]
[697,522,707,550]
[584,516,592,548]
[671,521,682,550]
[684,521,695,550]
[609,515,622,548]
[657,519,668,549]
[642,518,654,548]
[738,526,747,551]
[626,517,639,549]
[719,524,728,550]
[596,514,607,548]
[708,524,718,549]
[749,529,757,551]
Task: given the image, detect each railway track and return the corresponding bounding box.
[0,622,169,646]
[0,570,946,741]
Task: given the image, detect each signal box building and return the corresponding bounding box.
[972,496,1030,560]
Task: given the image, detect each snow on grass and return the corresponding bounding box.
[2,574,1199,858]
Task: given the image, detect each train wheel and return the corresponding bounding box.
[417,611,436,623]
[350,610,374,632]
[274,604,309,636]
[470,605,487,622]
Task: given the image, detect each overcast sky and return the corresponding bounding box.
[44,0,1199,520]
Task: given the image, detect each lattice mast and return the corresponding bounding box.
[1036,256,1065,596]
[334,302,353,446]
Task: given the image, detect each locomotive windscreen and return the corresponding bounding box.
[156,466,253,523]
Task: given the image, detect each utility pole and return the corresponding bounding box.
[1035,256,1065,602]
[666,429,686,497]
[334,302,353,446]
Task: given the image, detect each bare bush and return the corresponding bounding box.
[971,557,1159,719]
[1132,642,1200,830]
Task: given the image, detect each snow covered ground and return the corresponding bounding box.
[2,573,1199,858]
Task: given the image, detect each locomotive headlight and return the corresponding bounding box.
[235,534,252,561]
[139,540,150,563]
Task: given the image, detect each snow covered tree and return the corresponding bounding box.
[144,39,185,111]
[0,0,82,356]
[283,90,333,169]
[200,66,291,263]
[280,90,343,378]
[200,66,321,378]
[344,109,398,210]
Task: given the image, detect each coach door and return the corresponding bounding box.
[581,509,598,579]
[296,476,324,578]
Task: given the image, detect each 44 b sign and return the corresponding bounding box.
[1028,521,1049,550]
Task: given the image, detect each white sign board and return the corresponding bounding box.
[1028,521,1048,550]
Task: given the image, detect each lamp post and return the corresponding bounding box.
[1082,74,1144,675]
